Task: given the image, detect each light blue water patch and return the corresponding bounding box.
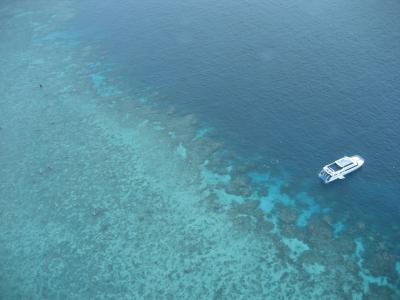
[282,237,310,261]
[90,73,120,97]
[168,131,176,139]
[259,182,294,213]
[15,11,34,18]
[248,171,270,196]
[295,192,321,227]
[250,170,292,190]
[333,221,345,237]
[214,188,245,206]
[66,63,78,71]
[32,22,49,33]
[87,62,101,68]
[176,143,187,159]
[42,30,81,41]
[303,263,326,275]
[138,119,149,128]
[153,124,164,131]
[192,127,212,141]
[396,262,400,276]
[59,84,74,94]
[354,238,365,263]
[31,58,45,65]
[248,171,270,185]
[200,160,231,186]
[33,29,82,47]
[259,195,275,213]
[90,73,106,89]
[138,96,147,103]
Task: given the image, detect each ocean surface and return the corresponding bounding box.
[1,0,399,298]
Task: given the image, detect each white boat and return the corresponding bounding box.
[319,155,364,184]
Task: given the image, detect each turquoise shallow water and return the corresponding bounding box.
[0,0,399,299]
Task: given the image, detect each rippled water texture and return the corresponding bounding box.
[0,0,399,299]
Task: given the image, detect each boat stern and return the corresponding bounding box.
[351,155,365,167]
[318,168,332,184]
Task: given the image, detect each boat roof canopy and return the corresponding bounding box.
[335,156,353,168]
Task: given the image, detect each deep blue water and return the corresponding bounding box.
[73,0,400,228]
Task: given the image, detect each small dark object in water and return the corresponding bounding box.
[39,84,43,88]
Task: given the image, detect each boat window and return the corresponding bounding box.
[328,163,342,172]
